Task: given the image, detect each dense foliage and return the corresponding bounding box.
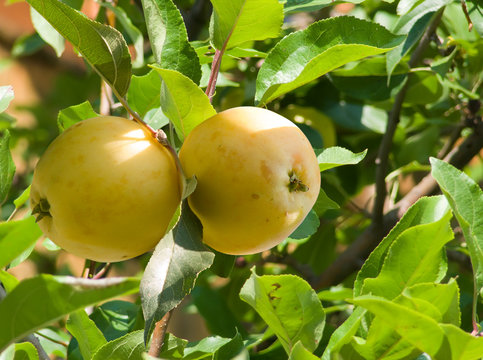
[0,0,482,359]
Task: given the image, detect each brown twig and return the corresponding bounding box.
[461,0,474,32]
[148,310,173,358]
[92,263,111,279]
[314,120,483,290]
[372,8,445,233]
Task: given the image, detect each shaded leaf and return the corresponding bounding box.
[430,158,483,298]
[26,0,132,96]
[0,216,42,269]
[150,67,216,141]
[317,147,367,172]
[127,71,161,118]
[210,0,283,50]
[313,187,339,217]
[66,310,107,360]
[321,306,366,360]
[240,270,325,354]
[0,342,39,360]
[0,276,140,352]
[140,202,215,344]
[141,0,201,83]
[57,101,99,132]
[0,270,19,293]
[255,16,404,105]
[92,330,144,360]
[100,2,144,69]
[13,186,31,210]
[0,130,15,204]
[288,209,320,240]
[11,33,45,57]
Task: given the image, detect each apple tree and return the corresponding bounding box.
[0,0,482,359]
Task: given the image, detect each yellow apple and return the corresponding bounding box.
[30,116,181,262]
[179,107,320,255]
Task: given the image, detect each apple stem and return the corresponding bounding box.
[288,171,309,193]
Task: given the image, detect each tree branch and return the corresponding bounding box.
[372,8,445,232]
[147,310,173,358]
[314,120,483,290]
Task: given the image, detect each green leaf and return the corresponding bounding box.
[141,0,201,83]
[0,275,140,352]
[386,0,452,78]
[100,2,144,69]
[127,71,162,118]
[288,209,320,240]
[405,70,443,104]
[183,336,232,360]
[140,202,215,344]
[255,16,404,105]
[437,324,483,360]
[92,330,144,360]
[0,86,14,113]
[30,7,64,57]
[288,341,319,360]
[11,33,45,57]
[0,216,42,269]
[0,270,19,293]
[150,67,216,141]
[321,306,366,360]
[353,295,445,356]
[430,158,483,298]
[313,187,339,217]
[431,48,457,78]
[57,101,99,132]
[158,332,188,359]
[240,270,325,354]
[67,310,107,360]
[213,332,246,360]
[1,342,39,360]
[467,1,483,36]
[362,208,453,299]
[192,285,243,338]
[354,195,450,296]
[26,0,132,96]
[393,0,451,35]
[317,147,367,172]
[402,281,460,326]
[13,186,31,210]
[209,0,283,50]
[0,130,15,204]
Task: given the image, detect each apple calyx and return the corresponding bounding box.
[288,170,309,193]
[32,198,52,222]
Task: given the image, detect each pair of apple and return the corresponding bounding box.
[30,107,321,262]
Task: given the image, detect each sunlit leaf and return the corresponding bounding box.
[255,16,404,105]
[0,276,140,352]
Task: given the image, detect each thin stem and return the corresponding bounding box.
[86,260,97,279]
[92,263,111,279]
[35,331,69,347]
[6,208,18,222]
[472,274,480,335]
[148,310,173,357]
[205,49,223,102]
[100,81,113,116]
[461,0,473,32]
